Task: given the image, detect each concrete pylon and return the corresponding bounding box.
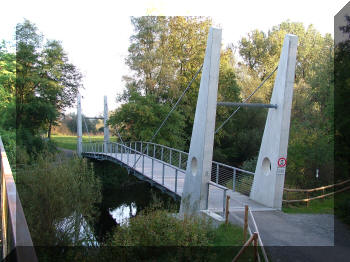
[104,96,110,153]
[250,34,298,209]
[180,27,222,214]
[77,93,82,156]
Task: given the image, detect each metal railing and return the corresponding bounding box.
[0,137,37,261]
[82,141,255,210]
[83,141,186,196]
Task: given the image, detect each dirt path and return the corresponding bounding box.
[57,147,76,158]
[229,210,350,261]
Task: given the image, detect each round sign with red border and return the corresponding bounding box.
[278,157,287,167]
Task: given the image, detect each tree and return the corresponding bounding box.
[40,40,83,138]
[115,16,242,151]
[237,20,334,186]
[15,19,83,145]
[63,112,98,134]
[335,16,350,180]
[109,91,186,149]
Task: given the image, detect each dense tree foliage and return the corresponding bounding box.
[111,17,334,188]
[110,16,241,151]
[0,20,83,161]
[238,20,334,186]
[15,19,82,145]
[335,16,350,181]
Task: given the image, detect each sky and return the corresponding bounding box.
[1,0,349,116]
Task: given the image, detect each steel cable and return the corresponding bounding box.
[132,64,203,169]
[215,66,278,135]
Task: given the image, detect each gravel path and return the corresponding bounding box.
[229,210,350,261]
[57,147,76,158]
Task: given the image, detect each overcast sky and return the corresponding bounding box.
[1,0,349,116]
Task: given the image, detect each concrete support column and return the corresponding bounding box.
[77,93,82,156]
[180,27,222,214]
[250,34,298,209]
[104,96,110,153]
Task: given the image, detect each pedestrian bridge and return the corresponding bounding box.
[79,28,298,213]
[82,141,271,215]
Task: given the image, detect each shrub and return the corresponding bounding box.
[16,153,101,246]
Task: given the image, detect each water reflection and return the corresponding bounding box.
[109,202,137,226]
[56,212,98,246]
[90,160,179,244]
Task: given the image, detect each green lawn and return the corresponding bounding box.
[51,135,117,151]
[282,196,334,214]
[211,223,265,261]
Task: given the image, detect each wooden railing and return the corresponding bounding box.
[232,232,259,262]
[283,179,350,207]
[0,137,37,261]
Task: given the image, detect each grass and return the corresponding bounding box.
[211,223,246,246]
[282,196,334,214]
[51,135,117,151]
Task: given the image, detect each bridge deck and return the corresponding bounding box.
[83,150,273,213]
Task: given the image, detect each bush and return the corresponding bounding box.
[108,202,214,247]
[16,153,101,246]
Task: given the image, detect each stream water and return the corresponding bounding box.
[89,159,180,244]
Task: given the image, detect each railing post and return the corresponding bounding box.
[233,169,236,192]
[134,148,136,167]
[169,149,172,165]
[206,182,210,210]
[127,145,129,165]
[146,143,149,156]
[225,195,230,225]
[216,163,219,184]
[243,205,248,243]
[162,164,165,185]
[175,169,178,194]
[223,189,227,215]
[121,145,123,162]
[151,158,154,179]
[141,142,143,155]
[153,144,156,158]
[161,147,164,161]
[253,232,259,262]
[179,152,182,169]
[142,152,145,174]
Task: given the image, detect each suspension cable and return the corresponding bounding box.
[132,64,203,168]
[83,116,92,143]
[214,66,278,135]
[115,127,124,145]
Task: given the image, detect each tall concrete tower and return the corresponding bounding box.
[250,34,298,209]
[180,27,222,214]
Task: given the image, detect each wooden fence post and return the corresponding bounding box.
[306,191,309,207]
[253,232,259,262]
[225,195,230,225]
[243,205,248,242]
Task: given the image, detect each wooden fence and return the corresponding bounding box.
[283,179,350,207]
[0,137,37,261]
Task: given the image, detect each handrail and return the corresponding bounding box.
[283,185,350,203]
[82,140,256,199]
[212,160,255,175]
[208,180,229,191]
[0,137,37,261]
[248,209,268,262]
[284,179,350,192]
[232,232,259,262]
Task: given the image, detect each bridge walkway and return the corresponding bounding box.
[82,141,273,214]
